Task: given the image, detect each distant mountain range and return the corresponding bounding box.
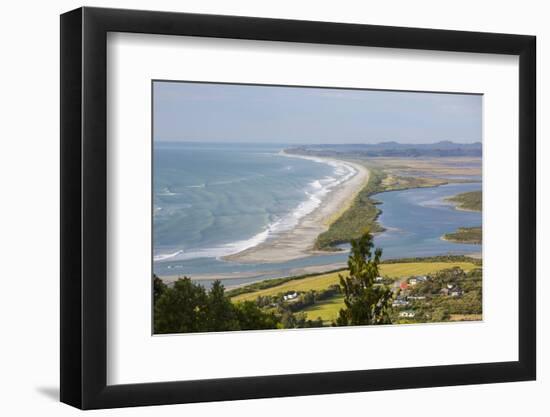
[285,141,482,158]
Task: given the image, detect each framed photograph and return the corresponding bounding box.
[60,6,536,409]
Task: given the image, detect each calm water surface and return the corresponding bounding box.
[373,182,481,258]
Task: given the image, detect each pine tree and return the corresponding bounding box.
[336,230,393,326]
[205,281,239,331]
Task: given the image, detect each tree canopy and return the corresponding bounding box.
[336,230,393,326]
[153,277,281,334]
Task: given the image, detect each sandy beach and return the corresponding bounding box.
[222,155,369,264]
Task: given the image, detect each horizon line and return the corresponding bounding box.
[154,139,482,145]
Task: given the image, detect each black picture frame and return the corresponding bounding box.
[60,6,536,410]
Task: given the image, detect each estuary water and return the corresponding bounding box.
[153,142,481,288]
[373,182,482,258]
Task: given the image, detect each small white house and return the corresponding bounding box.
[283,292,298,301]
[441,285,463,297]
[399,311,416,318]
[450,288,463,297]
[409,276,428,286]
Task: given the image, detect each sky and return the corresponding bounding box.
[153,81,482,144]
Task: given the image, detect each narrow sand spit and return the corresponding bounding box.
[222,156,369,264]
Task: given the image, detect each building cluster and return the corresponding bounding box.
[392,275,464,320]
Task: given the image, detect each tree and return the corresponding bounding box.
[153,274,167,303]
[154,277,282,333]
[336,230,393,326]
[233,301,280,330]
[280,310,298,329]
[206,281,239,331]
[293,312,324,328]
[302,291,316,306]
[154,277,209,334]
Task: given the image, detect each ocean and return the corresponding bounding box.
[154,142,349,272]
[153,142,482,287]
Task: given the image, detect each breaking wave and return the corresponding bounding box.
[154,153,358,263]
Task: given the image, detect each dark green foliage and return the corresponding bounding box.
[302,290,316,306]
[154,276,330,333]
[205,281,240,331]
[409,278,441,296]
[154,278,282,334]
[277,306,324,329]
[430,307,451,322]
[154,277,209,334]
[381,254,482,266]
[255,295,274,308]
[233,301,280,330]
[153,274,167,302]
[336,231,393,326]
[294,312,324,328]
[280,309,298,329]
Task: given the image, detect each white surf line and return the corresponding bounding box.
[222,151,369,263]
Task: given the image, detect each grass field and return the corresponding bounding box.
[231,261,479,303]
[449,314,483,321]
[302,295,345,324]
[231,270,345,302]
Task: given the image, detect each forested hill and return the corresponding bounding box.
[286,141,482,158]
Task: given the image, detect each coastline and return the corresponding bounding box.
[444,190,482,213]
[159,261,348,284]
[449,205,480,213]
[440,235,481,244]
[222,153,369,264]
[441,226,482,245]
